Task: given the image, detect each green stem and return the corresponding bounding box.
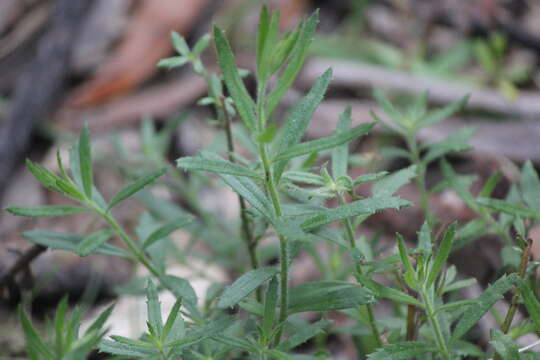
[98,208,162,278]
[220,103,260,277]
[420,288,450,360]
[259,142,288,346]
[406,135,433,227]
[339,194,384,348]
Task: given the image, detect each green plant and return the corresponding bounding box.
[5,5,540,360]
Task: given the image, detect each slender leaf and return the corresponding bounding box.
[218,268,277,309]
[108,167,167,210]
[263,277,279,337]
[419,94,469,127]
[220,174,274,220]
[368,342,435,360]
[214,26,256,131]
[22,230,131,259]
[273,68,333,181]
[159,275,198,305]
[274,123,374,162]
[19,306,54,359]
[76,229,114,257]
[98,340,155,357]
[332,105,353,178]
[6,205,89,217]
[372,165,416,197]
[162,298,184,342]
[519,280,540,331]
[301,196,411,231]
[520,160,540,213]
[146,281,163,338]
[266,10,319,116]
[353,171,388,186]
[356,275,422,307]
[490,329,520,360]
[477,197,540,219]
[288,281,375,313]
[451,273,520,342]
[142,216,193,249]
[79,123,93,198]
[277,319,332,351]
[177,156,262,179]
[425,223,456,287]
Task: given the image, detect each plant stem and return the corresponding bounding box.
[220,104,260,275]
[339,194,384,348]
[98,207,162,278]
[500,238,532,334]
[406,135,433,227]
[259,141,288,346]
[420,288,450,360]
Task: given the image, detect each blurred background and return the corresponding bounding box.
[1,0,540,356]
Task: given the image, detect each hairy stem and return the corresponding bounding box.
[420,288,450,360]
[406,135,433,227]
[339,194,384,348]
[500,238,532,334]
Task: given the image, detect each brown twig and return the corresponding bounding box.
[0,244,46,289]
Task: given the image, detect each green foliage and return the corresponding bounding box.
[7,5,540,360]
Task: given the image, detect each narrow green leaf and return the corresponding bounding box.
[276,319,332,351]
[165,315,235,350]
[301,196,411,231]
[332,105,353,178]
[19,306,54,359]
[159,275,197,305]
[490,329,520,360]
[87,304,114,334]
[417,221,432,256]
[214,26,256,131]
[266,10,319,116]
[162,298,183,342]
[257,123,277,143]
[263,276,279,337]
[423,126,475,163]
[519,280,540,331]
[356,275,422,307]
[256,6,280,80]
[6,205,89,217]
[288,281,375,313]
[425,222,456,287]
[368,342,435,360]
[440,158,478,211]
[520,160,540,213]
[477,197,540,219]
[396,233,417,289]
[98,339,156,357]
[451,273,520,342]
[274,123,374,162]
[269,26,300,75]
[76,229,114,257]
[79,123,93,198]
[212,334,260,353]
[54,296,69,354]
[352,171,389,185]
[142,216,193,250]
[480,171,503,198]
[171,31,189,54]
[372,165,416,197]
[273,68,333,181]
[26,159,83,200]
[108,167,167,210]
[220,174,274,220]
[283,171,326,186]
[158,56,188,69]
[177,155,262,179]
[146,281,163,338]
[443,278,477,294]
[22,230,131,259]
[419,94,469,127]
[373,89,403,126]
[256,5,270,73]
[218,268,277,309]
